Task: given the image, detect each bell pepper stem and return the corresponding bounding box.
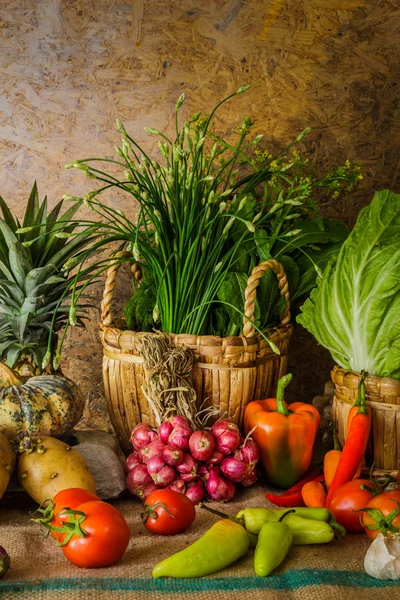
[199,503,245,527]
[275,373,292,416]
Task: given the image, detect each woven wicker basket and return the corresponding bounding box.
[331,365,400,472]
[99,252,293,453]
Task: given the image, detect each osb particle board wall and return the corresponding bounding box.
[0,0,399,427]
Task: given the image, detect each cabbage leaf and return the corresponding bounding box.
[297,190,400,378]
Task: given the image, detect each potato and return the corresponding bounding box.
[17,436,96,504]
[0,432,16,499]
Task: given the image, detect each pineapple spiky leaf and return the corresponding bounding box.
[22,182,40,240]
[0,185,100,372]
[0,195,18,232]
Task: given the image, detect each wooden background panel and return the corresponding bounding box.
[0,0,399,422]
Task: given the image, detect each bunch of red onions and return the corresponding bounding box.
[125,417,259,503]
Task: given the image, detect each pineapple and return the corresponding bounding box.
[0,182,99,375]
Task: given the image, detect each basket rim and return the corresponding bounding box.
[100,321,293,351]
[331,364,400,390]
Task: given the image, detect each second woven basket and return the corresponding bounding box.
[100,255,292,453]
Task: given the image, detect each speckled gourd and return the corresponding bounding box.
[17,435,96,504]
[0,363,84,439]
[0,432,16,499]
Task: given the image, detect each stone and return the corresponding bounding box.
[324,381,335,397]
[312,394,331,412]
[60,430,127,500]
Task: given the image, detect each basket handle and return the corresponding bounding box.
[100,251,142,330]
[243,259,291,338]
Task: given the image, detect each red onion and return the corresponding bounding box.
[168,478,187,494]
[215,429,241,455]
[158,421,173,444]
[189,430,216,461]
[131,423,158,450]
[208,450,224,465]
[147,455,166,474]
[211,419,240,437]
[168,426,191,451]
[176,452,198,482]
[241,469,258,487]
[169,415,191,430]
[186,479,204,504]
[138,440,165,464]
[220,456,251,483]
[162,445,184,466]
[235,438,259,467]
[199,464,221,481]
[198,464,210,481]
[126,464,159,499]
[147,455,176,486]
[125,451,141,473]
[206,466,235,502]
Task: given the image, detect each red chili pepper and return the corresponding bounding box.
[326,371,371,506]
[265,466,322,507]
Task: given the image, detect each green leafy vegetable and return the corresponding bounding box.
[297,190,400,379]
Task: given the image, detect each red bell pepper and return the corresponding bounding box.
[244,374,320,489]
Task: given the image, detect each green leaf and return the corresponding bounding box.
[14,296,37,342]
[24,265,58,294]
[0,280,25,305]
[279,255,300,298]
[297,190,400,378]
[22,182,40,235]
[274,218,349,256]
[254,229,270,261]
[292,243,343,302]
[30,195,48,255]
[0,195,18,232]
[6,344,23,368]
[39,200,83,266]
[217,271,260,331]
[0,218,18,249]
[9,241,33,289]
[230,244,250,273]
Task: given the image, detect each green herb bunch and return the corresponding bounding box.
[60,86,361,351]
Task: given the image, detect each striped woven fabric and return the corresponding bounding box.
[0,485,393,599]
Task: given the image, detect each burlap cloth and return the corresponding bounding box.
[0,482,399,600]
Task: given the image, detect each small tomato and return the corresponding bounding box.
[59,501,130,568]
[32,488,100,542]
[141,489,196,535]
[361,490,400,541]
[327,479,378,533]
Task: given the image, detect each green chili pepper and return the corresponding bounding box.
[236,507,337,534]
[152,519,249,578]
[254,511,293,577]
[247,531,258,548]
[281,515,335,545]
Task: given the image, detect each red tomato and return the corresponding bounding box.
[50,488,100,541]
[141,489,196,535]
[327,479,377,533]
[361,490,400,541]
[60,501,130,568]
